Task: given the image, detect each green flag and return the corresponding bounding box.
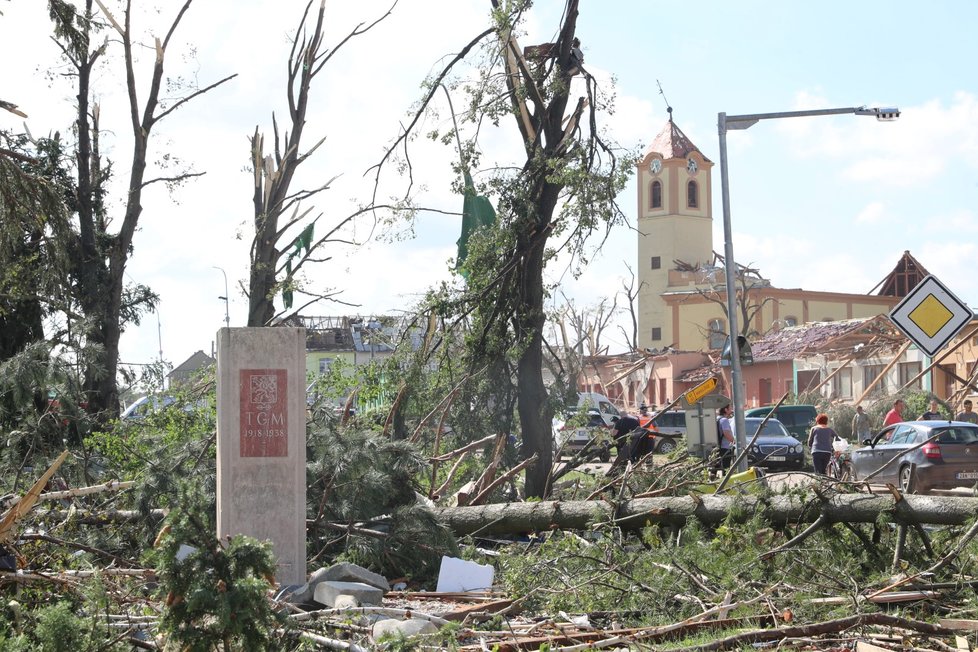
[282,222,315,309]
[456,170,496,271]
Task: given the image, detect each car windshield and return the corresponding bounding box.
[745,419,789,438]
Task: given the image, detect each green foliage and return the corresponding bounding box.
[495,501,973,631]
[306,419,458,581]
[0,598,126,652]
[34,601,88,652]
[156,487,286,651]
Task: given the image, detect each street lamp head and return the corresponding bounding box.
[855,106,900,121]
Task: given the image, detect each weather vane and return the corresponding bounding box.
[656,80,672,119]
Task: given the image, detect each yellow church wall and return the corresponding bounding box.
[663,290,900,352]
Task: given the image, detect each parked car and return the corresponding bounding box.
[849,421,978,493]
[744,405,818,440]
[742,417,805,471]
[121,395,209,420]
[652,410,686,436]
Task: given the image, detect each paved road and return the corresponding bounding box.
[565,463,978,497]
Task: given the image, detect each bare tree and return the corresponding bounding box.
[617,263,643,351]
[246,0,395,327]
[689,255,776,342]
[47,0,234,418]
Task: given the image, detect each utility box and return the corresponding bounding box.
[681,392,728,459]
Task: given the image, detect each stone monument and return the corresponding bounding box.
[216,327,306,585]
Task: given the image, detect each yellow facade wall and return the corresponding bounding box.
[665,291,900,352]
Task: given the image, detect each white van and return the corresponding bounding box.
[575,392,620,425]
[552,392,621,460]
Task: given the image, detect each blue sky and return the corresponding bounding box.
[3,1,977,383]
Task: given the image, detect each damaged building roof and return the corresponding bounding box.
[750,315,905,362]
[675,316,907,383]
[870,250,931,298]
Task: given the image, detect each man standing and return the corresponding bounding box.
[851,405,871,442]
[714,404,735,478]
[883,399,905,427]
[637,404,654,429]
[955,399,978,424]
[919,398,943,420]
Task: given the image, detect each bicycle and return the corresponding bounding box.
[825,440,853,481]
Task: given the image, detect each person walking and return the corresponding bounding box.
[851,405,871,442]
[808,413,841,475]
[955,399,978,424]
[883,399,905,427]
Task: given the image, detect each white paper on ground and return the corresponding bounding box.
[435,555,494,593]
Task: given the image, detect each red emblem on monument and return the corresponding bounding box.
[239,369,288,457]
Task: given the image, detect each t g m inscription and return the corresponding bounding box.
[239,369,288,457]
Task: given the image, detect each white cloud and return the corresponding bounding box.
[730,230,879,295]
[854,201,887,224]
[925,208,978,232]
[918,242,978,308]
[768,91,978,188]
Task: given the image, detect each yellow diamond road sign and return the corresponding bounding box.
[889,275,973,357]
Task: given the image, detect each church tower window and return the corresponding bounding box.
[707,318,725,350]
[650,180,662,209]
[687,180,698,208]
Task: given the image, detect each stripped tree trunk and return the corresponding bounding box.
[433,493,978,536]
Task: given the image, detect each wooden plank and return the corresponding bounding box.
[856,641,897,652]
[941,618,978,632]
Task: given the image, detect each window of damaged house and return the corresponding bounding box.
[796,369,821,394]
[831,367,852,398]
[784,316,798,327]
[707,318,725,350]
[863,364,886,395]
[650,180,662,209]
[898,361,922,390]
[319,357,333,373]
[687,180,698,208]
[651,327,662,341]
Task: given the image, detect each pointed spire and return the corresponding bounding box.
[643,114,711,162]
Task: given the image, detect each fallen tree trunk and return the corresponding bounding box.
[432,494,978,536]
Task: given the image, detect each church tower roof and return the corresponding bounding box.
[643,113,712,163]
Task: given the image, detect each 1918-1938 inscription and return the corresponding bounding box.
[239,369,288,457]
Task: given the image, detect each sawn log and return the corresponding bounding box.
[432,493,978,536]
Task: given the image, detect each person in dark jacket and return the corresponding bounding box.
[607,414,640,473]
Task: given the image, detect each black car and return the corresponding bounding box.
[849,421,978,493]
[743,417,805,470]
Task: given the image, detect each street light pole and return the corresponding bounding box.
[213,266,230,328]
[717,105,899,471]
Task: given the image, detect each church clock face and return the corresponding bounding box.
[686,158,698,175]
[650,158,662,175]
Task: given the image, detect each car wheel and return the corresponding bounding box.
[898,465,917,494]
[655,438,677,454]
